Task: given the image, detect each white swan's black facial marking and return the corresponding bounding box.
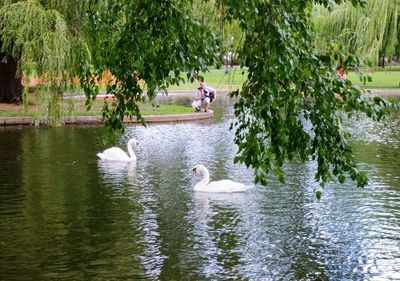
[132,140,139,148]
[192,167,197,175]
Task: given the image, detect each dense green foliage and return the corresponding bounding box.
[226,0,390,188]
[0,0,394,189]
[80,0,219,133]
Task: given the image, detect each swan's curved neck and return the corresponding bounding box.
[127,142,136,160]
[196,166,210,188]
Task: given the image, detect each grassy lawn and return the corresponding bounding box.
[0,98,194,117]
[347,71,400,89]
[169,68,400,90]
[25,68,400,93]
[166,68,247,90]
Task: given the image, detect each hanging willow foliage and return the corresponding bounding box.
[0,0,71,125]
[0,0,71,81]
[313,0,400,65]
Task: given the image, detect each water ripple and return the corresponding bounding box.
[0,101,399,280]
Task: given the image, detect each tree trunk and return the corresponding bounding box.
[0,52,23,103]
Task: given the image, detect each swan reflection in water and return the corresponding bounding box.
[193,191,253,209]
[97,160,138,185]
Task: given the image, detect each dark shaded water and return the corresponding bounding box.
[0,98,399,280]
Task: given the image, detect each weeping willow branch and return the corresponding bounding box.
[313,0,400,65]
[0,0,71,125]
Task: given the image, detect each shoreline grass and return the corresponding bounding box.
[0,99,194,118]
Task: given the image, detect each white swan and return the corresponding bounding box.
[192,164,252,193]
[97,138,139,162]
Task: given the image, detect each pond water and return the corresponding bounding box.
[0,97,399,280]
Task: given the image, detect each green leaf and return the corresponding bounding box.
[316,191,322,200]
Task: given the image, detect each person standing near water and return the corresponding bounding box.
[192,82,216,112]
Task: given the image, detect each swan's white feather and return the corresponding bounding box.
[193,165,252,193]
[100,147,130,160]
[195,180,250,193]
[97,139,138,162]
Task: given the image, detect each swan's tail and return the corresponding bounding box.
[97,153,108,160]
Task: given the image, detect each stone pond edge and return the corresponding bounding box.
[0,110,214,126]
[1,90,399,127]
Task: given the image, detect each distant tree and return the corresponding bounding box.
[0,0,88,124]
[0,48,23,103]
[191,0,243,65]
[0,0,22,103]
[313,0,400,66]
